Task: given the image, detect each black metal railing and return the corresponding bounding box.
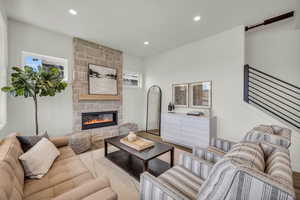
[244,64,300,129]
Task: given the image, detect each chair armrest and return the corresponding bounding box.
[179,153,214,180]
[193,146,224,163]
[237,166,295,200]
[49,136,70,148]
[53,177,117,200]
[140,172,190,200]
[210,137,236,153]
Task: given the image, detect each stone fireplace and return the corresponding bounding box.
[72,38,123,140]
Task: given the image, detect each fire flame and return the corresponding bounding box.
[83,119,113,125]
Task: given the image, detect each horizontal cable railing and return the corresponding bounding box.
[244,64,300,130]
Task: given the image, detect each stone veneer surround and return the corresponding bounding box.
[72,38,123,141]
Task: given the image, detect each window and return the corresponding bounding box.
[0,11,7,130]
[123,71,142,88]
[22,51,68,81]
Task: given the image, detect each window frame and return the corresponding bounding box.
[123,71,143,88]
[21,51,69,82]
[0,11,7,130]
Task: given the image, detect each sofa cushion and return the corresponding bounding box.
[53,177,117,200]
[24,172,94,200]
[19,138,60,179]
[23,153,92,198]
[55,146,76,161]
[158,165,204,200]
[50,136,70,148]
[0,136,24,196]
[224,142,265,171]
[81,188,117,200]
[0,162,23,200]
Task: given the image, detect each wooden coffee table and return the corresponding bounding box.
[104,135,174,180]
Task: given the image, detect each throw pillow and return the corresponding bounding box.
[225,142,265,172]
[19,137,60,179]
[17,132,49,152]
[253,125,274,135]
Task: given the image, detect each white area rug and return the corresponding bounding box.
[79,147,185,200]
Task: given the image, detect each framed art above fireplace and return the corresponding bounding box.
[88,64,118,95]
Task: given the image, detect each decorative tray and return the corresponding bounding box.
[120,136,154,151]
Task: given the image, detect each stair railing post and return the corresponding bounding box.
[244,65,250,103]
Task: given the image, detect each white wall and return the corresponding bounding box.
[0,19,145,137]
[297,1,300,29]
[123,54,146,130]
[0,19,74,137]
[246,20,300,86]
[144,26,300,171]
[0,0,5,18]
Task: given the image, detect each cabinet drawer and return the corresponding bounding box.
[181,126,209,134]
[181,117,209,124]
[162,114,181,123]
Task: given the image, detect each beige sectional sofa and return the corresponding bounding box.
[0,134,118,200]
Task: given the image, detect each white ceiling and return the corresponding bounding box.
[4,0,296,57]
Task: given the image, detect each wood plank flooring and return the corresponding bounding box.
[293,172,300,199]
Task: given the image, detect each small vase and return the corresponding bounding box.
[128,132,137,142]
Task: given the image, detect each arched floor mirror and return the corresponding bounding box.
[146,85,162,136]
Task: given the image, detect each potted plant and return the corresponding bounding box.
[1,66,67,135]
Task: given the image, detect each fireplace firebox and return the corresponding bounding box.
[82,111,118,130]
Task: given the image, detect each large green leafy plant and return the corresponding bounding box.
[1,66,67,135]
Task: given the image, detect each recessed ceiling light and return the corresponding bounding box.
[69,9,78,15]
[144,41,150,45]
[193,16,201,22]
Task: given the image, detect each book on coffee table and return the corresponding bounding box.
[120,136,154,151]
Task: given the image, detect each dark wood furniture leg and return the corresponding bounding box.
[104,141,108,157]
[170,147,174,167]
[143,160,149,172]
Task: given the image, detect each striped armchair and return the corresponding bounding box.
[140,141,295,200]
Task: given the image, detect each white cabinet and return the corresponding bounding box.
[161,113,216,148]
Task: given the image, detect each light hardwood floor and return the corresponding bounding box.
[293,172,300,199]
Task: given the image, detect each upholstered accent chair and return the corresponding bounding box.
[140,141,295,200]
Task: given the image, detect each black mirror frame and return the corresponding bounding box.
[146,85,162,136]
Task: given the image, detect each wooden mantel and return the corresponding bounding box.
[79,94,121,101]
